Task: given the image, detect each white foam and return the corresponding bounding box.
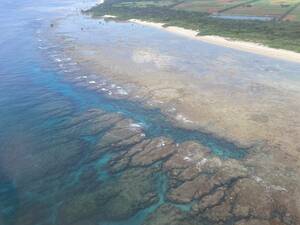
[251,175,288,193]
[130,123,143,128]
[184,156,192,161]
[76,76,88,80]
[64,57,72,61]
[157,139,166,147]
[38,46,48,50]
[65,68,79,73]
[168,107,176,112]
[116,89,128,96]
[270,185,288,192]
[55,58,62,62]
[176,114,193,123]
[252,176,263,183]
[197,158,208,168]
[89,81,96,84]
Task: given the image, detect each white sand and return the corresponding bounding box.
[129,19,300,64]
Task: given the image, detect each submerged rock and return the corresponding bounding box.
[5,104,299,225]
[14,201,51,225]
[65,109,122,136]
[191,187,225,213]
[86,118,146,163]
[32,99,74,119]
[109,137,176,173]
[1,137,85,186]
[164,141,248,205]
[163,141,211,181]
[234,219,270,225]
[130,137,175,167]
[57,167,159,225]
[142,204,194,225]
[95,118,145,151]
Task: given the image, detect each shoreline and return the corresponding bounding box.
[128,18,300,64]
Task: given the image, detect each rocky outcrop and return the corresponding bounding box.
[6,104,299,225]
[109,137,176,172]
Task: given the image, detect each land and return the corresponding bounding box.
[85,0,300,53]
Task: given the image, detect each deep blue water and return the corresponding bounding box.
[0,0,251,224]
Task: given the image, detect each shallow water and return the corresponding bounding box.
[1,0,300,224]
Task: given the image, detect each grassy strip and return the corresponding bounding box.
[279,2,300,20]
[217,0,259,13]
[85,3,300,53]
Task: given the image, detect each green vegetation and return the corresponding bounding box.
[85,0,300,52]
[221,0,300,19]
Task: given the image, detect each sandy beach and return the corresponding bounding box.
[129,18,300,64]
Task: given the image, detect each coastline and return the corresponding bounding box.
[128,18,300,64]
[45,8,300,224]
[2,0,300,224]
